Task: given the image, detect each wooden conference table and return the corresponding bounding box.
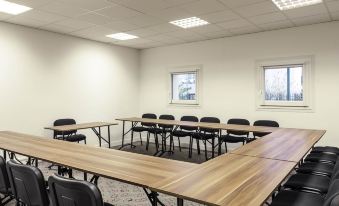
[0,118,326,206]
[45,122,118,148]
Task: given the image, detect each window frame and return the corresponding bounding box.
[256,56,314,111]
[168,65,201,106]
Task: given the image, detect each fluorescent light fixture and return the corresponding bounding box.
[170,17,209,29]
[106,33,138,40]
[0,0,32,15]
[272,0,322,10]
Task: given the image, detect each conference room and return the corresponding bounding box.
[0,0,339,205]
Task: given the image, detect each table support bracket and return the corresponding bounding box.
[143,188,165,206]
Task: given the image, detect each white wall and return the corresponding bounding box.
[139,21,339,147]
[0,22,140,146]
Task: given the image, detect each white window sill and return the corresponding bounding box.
[257,105,314,112]
[168,103,201,108]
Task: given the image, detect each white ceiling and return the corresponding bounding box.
[1,0,338,49]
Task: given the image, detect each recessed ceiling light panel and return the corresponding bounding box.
[0,0,32,15]
[170,17,209,29]
[272,0,322,10]
[106,33,138,40]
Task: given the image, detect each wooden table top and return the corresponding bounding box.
[152,154,296,206]
[230,128,326,162]
[0,131,195,188]
[44,122,118,132]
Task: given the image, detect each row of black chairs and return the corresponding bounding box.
[131,113,279,160]
[0,156,112,206]
[271,146,339,206]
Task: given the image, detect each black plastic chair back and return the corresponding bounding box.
[324,179,339,206]
[6,160,49,206]
[253,120,279,137]
[200,117,220,133]
[158,115,175,129]
[227,118,250,136]
[141,113,157,127]
[54,119,77,137]
[48,174,104,206]
[180,116,199,131]
[0,156,10,194]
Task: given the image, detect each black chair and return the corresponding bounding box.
[172,116,199,156]
[192,117,220,161]
[220,118,250,152]
[283,158,339,195]
[6,160,50,206]
[248,120,279,142]
[305,153,338,165]
[271,179,339,206]
[131,113,157,148]
[312,146,339,155]
[54,119,86,144]
[0,156,13,205]
[149,115,175,155]
[48,174,113,206]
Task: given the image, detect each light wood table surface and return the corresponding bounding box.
[152,154,296,206]
[230,128,326,162]
[0,131,195,188]
[45,121,119,148]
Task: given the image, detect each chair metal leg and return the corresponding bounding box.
[196,139,200,154]
[139,133,143,145]
[212,138,215,158]
[178,137,181,151]
[188,137,192,158]
[146,132,150,150]
[225,142,228,153]
[130,131,134,148]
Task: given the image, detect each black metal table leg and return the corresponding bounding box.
[218,129,222,155]
[84,172,88,181]
[108,125,111,148]
[119,121,137,150]
[98,127,102,147]
[177,198,184,206]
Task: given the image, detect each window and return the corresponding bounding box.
[169,66,200,105]
[257,56,313,111]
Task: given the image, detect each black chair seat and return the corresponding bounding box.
[284,173,330,194]
[221,135,246,143]
[172,130,192,137]
[104,203,114,206]
[148,128,167,134]
[297,162,335,176]
[65,134,86,142]
[132,126,149,132]
[312,146,339,155]
[305,153,338,164]
[192,132,217,140]
[271,190,324,206]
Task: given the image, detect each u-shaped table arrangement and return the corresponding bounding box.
[0,117,326,206]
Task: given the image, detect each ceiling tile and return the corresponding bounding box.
[166,30,207,42]
[95,5,142,20]
[229,25,262,35]
[235,1,279,17]
[77,12,112,25]
[189,24,223,34]
[283,4,328,19]
[40,24,78,33]
[200,10,240,23]
[203,29,233,38]
[219,0,267,8]
[109,0,172,13]
[0,13,12,21]
[52,19,95,31]
[291,13,331,26]
[163,0,198,7]
[217,18,252,29]
[124,14,164,27]
[71,25,116,37]
[258,20,294,30]
[249,12,287,25]
[6,0,52,8]
[58,0,115,11]
[325,0,339,12]
[147,34,185,44]
[126,28,161,37]
[39,2,89,18]
[331,11,339,20]
[5,16,48,28]
[147,23,180,33]
[147,6,193,21]
[180,0,226,15]
[5,9,66,26]
[104,20,140,31]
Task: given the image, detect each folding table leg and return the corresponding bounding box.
[177,198,184,206]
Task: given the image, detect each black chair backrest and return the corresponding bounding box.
[324,179,339,206]
[141,113,157,127]
[200,117,220,133]
[48,174,104,206]
[54,118,77,137]
[253,120,279,137]
[158,114,175,129]
[227,118,250,136]
[0,156,11,195]
[6,160,49,206]
[180,116,199,131]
